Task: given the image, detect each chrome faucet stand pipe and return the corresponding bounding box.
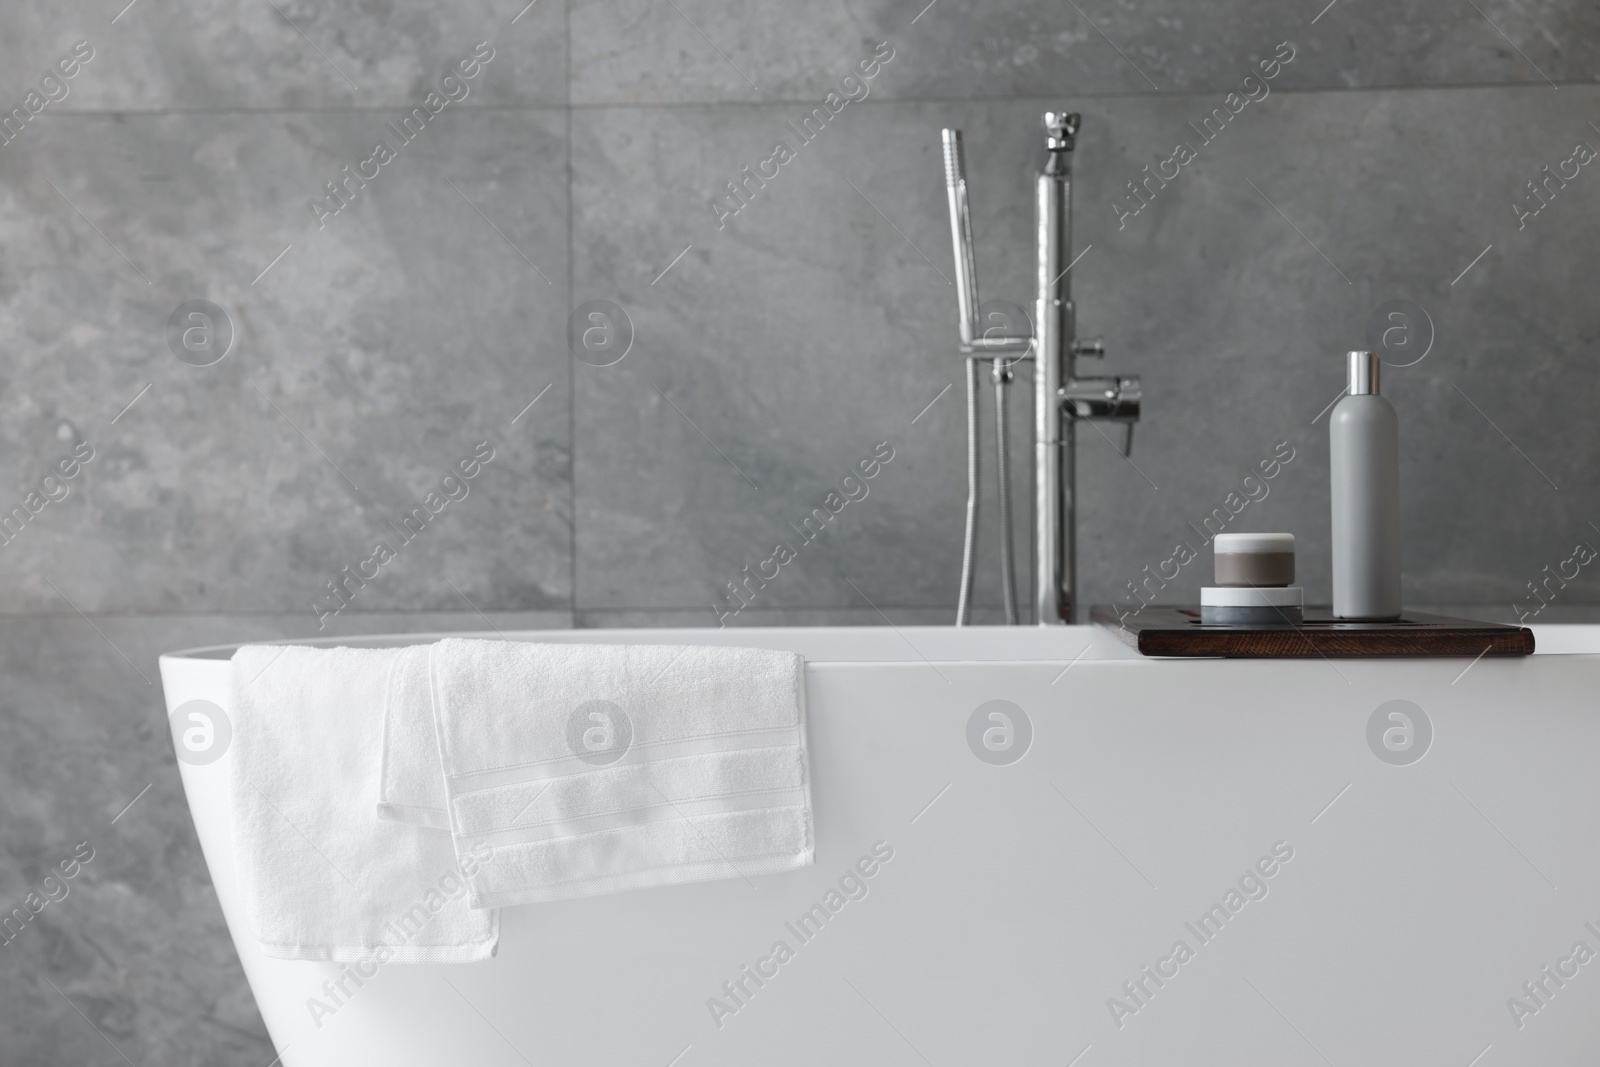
[1035,114,1075,624]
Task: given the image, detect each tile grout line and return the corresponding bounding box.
[13,77,1599,121]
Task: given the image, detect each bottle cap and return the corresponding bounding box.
[1347,351,1380,395]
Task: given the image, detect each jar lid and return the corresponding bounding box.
[1212,532,1295,554]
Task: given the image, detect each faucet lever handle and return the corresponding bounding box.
[1072,336,1106,359]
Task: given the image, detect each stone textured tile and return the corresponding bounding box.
[0,0,564,111]
[1069,83,1600,612]
[0,109,572,616]
[0,612,568,1067]
[572,85,1600,617]
[569,97,1035,614]
[570,0,1600,105]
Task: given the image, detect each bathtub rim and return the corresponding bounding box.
[156,624,1145,666]
[157,621,1600,666]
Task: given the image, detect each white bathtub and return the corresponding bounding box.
[160,625,1600,1065]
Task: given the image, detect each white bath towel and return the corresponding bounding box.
[416,638,812,907]
[229,645,498,963]
[377,645,450,830]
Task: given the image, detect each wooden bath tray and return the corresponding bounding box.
[1091,605,1535,658]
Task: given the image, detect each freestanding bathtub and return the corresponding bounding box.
[160,625,1600,1065]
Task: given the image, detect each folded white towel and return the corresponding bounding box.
[377,645,450,830]
[414,638,812,907]
[230,645,498,963]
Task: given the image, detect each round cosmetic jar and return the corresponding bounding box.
[1212,532,1296,587]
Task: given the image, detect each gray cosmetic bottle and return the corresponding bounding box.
[1330,351,1401,619]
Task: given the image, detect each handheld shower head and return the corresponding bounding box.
[941,127,1031,354]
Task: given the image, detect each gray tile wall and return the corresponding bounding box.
[1,1,1596,1062]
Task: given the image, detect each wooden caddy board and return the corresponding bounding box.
[1090,605,1535,658]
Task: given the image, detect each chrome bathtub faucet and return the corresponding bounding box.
[942,112,1141,626]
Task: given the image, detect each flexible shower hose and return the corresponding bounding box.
[956,358,980,626]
